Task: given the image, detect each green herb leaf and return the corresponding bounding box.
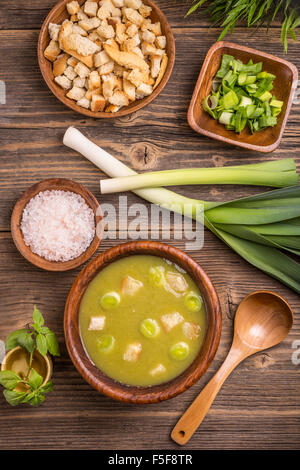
[26,391,45,407]
[45,332,60,357]
[29,368,43,390]
[0,370,22,390]
[3,390,28,406]
[36,334,48,356]
[17,331,35,353]
[33,306,45,328]
[4,329,28,351]
[39,380,54,394]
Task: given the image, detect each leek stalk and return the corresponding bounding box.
[100,160,298,194]
[63,127,300,294]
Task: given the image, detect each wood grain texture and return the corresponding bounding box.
[0,0,299,450]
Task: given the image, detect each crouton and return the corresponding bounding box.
[58,20,74,49]
[77,8,89,21]
[91,93,106,111]
[182,322,201,340]
[105,38,120,49]
[66,86,86,101]
[98,60,115,75]
[74,61,91,78]
[88,31,101,42]
[148,21,162,36]
[63,32,100,56]
[112,0,124,6]
[88,70,101,90]
[125,67,148,87]
[77,97,91,109]
[102,74,116,97]
[108,16,121,26]
[124,0,142,9]
[142,29,155,43]
[114,63,125,76]
[165,272,188,294]
[132,46,144,58]
[94,50,110,67]
[88,315,106,330]
[155,35,166,49]
[64,65,77,80]
[70,14,78,22]
[122,35,139,52]
[67,56,78,67]
[123,77,136,101]
[72,24,88,36]
[84,1,98,17]
[54,75,72,90]
[78,17,100,31]
[150,55,161,78]
[73,76,86,87]
[139,4,152,17]
[140,18,151,31]
[48,23,61,41]
[104,44,149,71]
[121,275,142,295]
[150,363,166,376]
[123,7,143,26]
[44,40,61,62]
[66,1,80,16]
[97,2,111,20]
[126,23,138,37]
[153,53,167,89]
[53,53,69,77]
[141,41,157,56]
[115,22,127,44]
[105,104,120,112]
[160,312,184,333]
[97,20,115,39]
[123,341,142,362]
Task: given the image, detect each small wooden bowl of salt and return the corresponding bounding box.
[11,178,102,271]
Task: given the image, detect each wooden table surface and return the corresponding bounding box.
[0,0,299,450]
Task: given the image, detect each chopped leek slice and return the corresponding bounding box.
[202,54,284,134]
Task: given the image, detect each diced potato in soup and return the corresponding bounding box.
[79,255,206,387]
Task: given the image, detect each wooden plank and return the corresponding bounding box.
[0,232,299,449]
[0,0,299,451]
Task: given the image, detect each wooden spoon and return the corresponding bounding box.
[171,290,293,445]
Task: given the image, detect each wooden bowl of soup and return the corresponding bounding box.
[64,241,221,403]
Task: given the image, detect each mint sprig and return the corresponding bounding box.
[0,306,59,407]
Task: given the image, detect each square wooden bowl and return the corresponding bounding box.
[188,41,298,153]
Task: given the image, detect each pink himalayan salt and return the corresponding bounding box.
[20,190,96,262]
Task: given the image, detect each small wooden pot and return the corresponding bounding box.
[11,178,103,271]
[64,241,222,404]
[1,346,53,392]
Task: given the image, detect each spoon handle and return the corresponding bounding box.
[171,347,244,445]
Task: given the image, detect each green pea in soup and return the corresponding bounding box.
[79,255,206,387]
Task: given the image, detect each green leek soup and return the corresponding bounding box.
[79,255,206,387]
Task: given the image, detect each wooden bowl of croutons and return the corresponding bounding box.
[38,0,175,117]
